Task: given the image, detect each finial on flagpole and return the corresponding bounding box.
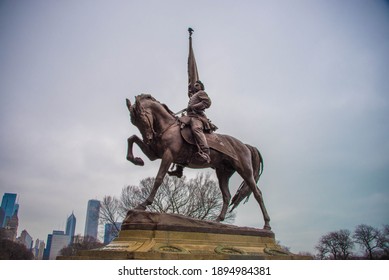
[188,27,194,37]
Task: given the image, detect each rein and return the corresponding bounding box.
[140,104,178,142]
[157,118,179,139]
[142,110,157,136]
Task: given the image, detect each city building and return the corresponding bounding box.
[0,193,17,228]
[43,230,71,260]
[3,209,19,241]
[104,222,121,244]
[18,229,33,250]
[33,239,46,260]
[84,199,100,239]
[43,233,53,260]
[65,212,76,243]
[0,207,5,227]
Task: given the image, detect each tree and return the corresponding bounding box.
[99,196,123,234]
[315,229,354,259]
[59,235,103,257]
[0,229,34,260]
[119,173,235,222]
[353,224,381,259]
[100,173,236,229]
[378,225,389,259]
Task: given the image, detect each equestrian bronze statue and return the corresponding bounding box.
[125,29,271,230]
[125,94,271,230]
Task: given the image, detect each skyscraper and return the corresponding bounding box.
[33,239,46,260]
[65,212,76,243]
[0,193,17,228]
[103,222,121,244]
[18,229,33,250]
[44,230,71,260]
[84,199,100,239]
[0,207,5,227]
[4,209,19,241]
[43,233,53,260]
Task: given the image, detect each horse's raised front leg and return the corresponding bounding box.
[126,135,158,166]
[135,150,173,210]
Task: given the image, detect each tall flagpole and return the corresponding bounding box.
[175,28,200,115]
[187,27,199,97]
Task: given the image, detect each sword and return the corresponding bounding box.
[175,108,187,115]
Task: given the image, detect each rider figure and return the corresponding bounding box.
[168,80,212,178]
[187,80,212,163]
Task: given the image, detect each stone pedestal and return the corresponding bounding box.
[61,210,310,260]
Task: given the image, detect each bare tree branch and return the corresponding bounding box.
[353,224,381,259]
[315,229,354,259]
[99,196,122,233]
[117,172,235,223]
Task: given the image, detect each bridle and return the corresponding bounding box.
[139,104,178,144]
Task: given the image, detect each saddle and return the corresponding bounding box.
[178,117,238,161]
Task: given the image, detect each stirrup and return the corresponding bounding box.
[167,166,184,178]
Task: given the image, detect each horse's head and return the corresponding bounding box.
[126,95,156,144]
[127,94,176,144]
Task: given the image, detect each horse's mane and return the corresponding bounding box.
[130,94,176,124]
[136,93,156,102]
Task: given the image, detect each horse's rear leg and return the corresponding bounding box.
[135,152,173,210]
[238,168,271,230]
[215,168,234,222]
[254,187,271,230]
[248,177,271,230]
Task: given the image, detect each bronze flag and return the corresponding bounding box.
[187,28,199,96]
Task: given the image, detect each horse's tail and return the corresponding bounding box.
[229,145,263,212]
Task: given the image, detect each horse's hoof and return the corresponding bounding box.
[134,157,144,166]
[263,224,271,230]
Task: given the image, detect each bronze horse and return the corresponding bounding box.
[126,94,271,230]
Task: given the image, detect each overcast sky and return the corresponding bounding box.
[1,0,388,254]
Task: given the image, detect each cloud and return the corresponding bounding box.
[0,0,388,253]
